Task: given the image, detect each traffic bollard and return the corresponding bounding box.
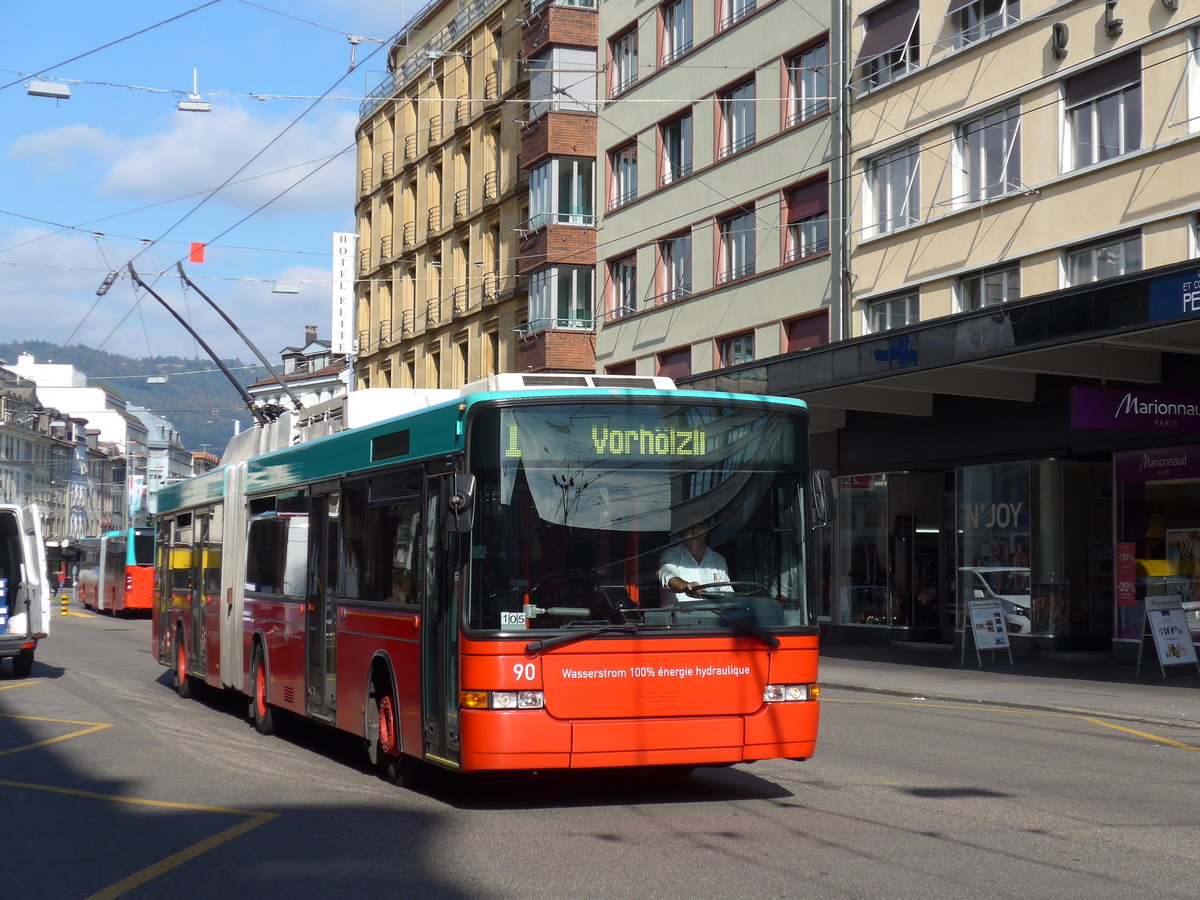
[61,592,69,616]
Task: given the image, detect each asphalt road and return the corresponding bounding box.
[2,601,1197,899]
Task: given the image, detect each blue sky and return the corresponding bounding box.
[1,0,411,363]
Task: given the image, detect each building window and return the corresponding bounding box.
[958,104,1021,204]
[957,265,1020,311]
[657,347,691,379]
[864,142,919,236]
[865,292,919,333]
[610,27,638,97]
[529,47,597,118]
[1065,232,1141,285]
[784,311,828,352]
[784,176,829,262]
[660,112,693,185]
[718,79,755,159]
[1064,54,1141,171]
[786,41,830,127]
[660,0,692,66]
[528,266,594,332]
[656,231,692,304]
[529,157,595,229]
[609,143,637,210]
[856,0,919,91]
[950,0,1019,49]
[718,209,756,284]
[719,0,755,31]
[610,255,637,319]
[720,332,755,367]
[1190,27,1200,134]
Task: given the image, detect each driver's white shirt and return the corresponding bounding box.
[658,543,731,605]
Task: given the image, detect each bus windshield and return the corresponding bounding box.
[467,401,814,634]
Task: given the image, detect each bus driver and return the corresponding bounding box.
[659,522,734,605]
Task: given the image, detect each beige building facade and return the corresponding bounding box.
[353,0,533,390]
[593,0,840,379]
[848,0,1200,331]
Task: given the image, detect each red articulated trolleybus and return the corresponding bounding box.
[153,374,828,782]
[78,527,155,613]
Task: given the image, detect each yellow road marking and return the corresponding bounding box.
[0,712,113,755]
[0,680,40,691]
[0,780,277,900]
[825,696,1200,750]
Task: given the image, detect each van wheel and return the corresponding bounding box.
[250,647,275,735]
[12,650,33,679]
[174,628,195,699]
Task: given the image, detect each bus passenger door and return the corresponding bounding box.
[305,487,339,722]
[421,474,461,769]
[190,516,210,674]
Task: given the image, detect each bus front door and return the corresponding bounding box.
[421,475,461,769]
[305,488,339,722]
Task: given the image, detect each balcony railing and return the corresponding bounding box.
[404,134,418,160]
[717,131,755,160]
[483,170,500,201]
[429,114,443,143]
[484,71,499,101]
[400,309,414,335]
[382,150,395,178]
[455,189,470,219]
[456,95,471,123]
[379,318,393,345]
[358,248,372,274]
[427,207,442,232]
[482,271,504,302]
[402,222,416,247]
[359,168,372,194]
[451,286,467,314]
[380,234,393,260]
[426,298,441,327]
[660,161,692,186]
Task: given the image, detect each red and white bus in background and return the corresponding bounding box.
[154,376,827,783]
[78,527,155,613]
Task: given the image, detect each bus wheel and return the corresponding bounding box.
[174,628,194,699]
[367,687,399,768]
[12,650,33,679]
[250,647,275,735]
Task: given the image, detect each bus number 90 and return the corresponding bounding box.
[513,663,536,681]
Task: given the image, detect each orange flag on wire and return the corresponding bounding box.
[189,242,206,263]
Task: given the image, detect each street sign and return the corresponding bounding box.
[1136,596,1200,677]
[962,597,1013,667]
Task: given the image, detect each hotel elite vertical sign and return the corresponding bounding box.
[331,232,358,355]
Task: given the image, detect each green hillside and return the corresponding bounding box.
[0,341,268,455]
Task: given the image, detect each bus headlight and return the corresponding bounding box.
[461,690,545,710]
[763,683,818,703]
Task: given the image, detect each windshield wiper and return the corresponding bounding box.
[525,622,641,655]
[688,605,781,651]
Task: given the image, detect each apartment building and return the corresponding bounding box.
[681,1,1200,655]
[593,0,840,379]
[353,0,535,389]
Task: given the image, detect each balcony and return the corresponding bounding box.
[456,95,471,124]
[427,207,442,233]
[402,221,416,247]
[454,188,470,220]
[484,71,499,102]
[404,133,418,160]
[483,170,500,202]
[380,234,394,260]
[451,285,467,314]
[359,167,372,194]
[426,298,441,328]
[382,150,395,178]
[358,247,372,275]
[429,114,443,144]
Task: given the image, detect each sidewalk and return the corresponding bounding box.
[818,642,1200,731]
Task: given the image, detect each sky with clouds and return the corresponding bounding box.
[1,0,414,365]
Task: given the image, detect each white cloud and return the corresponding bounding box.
[100,104,356,216]
[7,124,123,175]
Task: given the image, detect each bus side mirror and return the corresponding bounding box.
[442,472,476,533]
[810,469,834,528]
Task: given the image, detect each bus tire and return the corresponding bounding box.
[12,650,33,679]
[174,628,195,699]
[250,647,275,735]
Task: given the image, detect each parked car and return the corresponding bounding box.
[960,566,1031,633]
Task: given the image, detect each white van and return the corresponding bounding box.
[0,503,50,678]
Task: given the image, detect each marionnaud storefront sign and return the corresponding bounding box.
[1072,386,1200,433]
[1149,268,1200,322]
[1113,445,1200,482]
